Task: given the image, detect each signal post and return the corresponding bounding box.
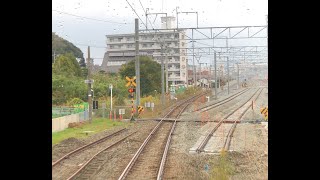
[126,76,136,121]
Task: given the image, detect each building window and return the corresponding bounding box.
[175,42,178,46]
[110,45,114,49]
[181,35,184,39]
[181,42,185,46]
[167,43,171,46]
[118,38,123,42]
[175,34,179,38]
[127,44,132,48]
[182,57,185,61]
[143,44,147,47]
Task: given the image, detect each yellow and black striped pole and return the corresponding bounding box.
[260,107,268,121]
[130,85,135,121]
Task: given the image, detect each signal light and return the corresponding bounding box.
[128,88,135,93]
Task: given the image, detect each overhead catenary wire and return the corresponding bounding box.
[138,0,155,30]
[52,9,132,24]
[125,0,148,28]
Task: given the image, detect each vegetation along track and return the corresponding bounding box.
[196,88,264,153]
[118,91,208,180]
[52,128,133,180]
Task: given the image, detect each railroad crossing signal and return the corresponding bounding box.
[128,88,135,93]
[138,106,144,114]
[260,107,268,121]
[125,76,136,87]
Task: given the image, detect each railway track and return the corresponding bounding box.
[52,128,134,180]
[223,88,264,151]
[52,128,127,167]
[194,88,250,112]
[118,92,208,180]
[67,131,137,180]
[195,88,263,153]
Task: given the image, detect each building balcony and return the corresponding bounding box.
[168,67,180,71]
[168,57,180,63]
[168,75,181,81]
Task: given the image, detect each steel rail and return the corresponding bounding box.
[52,128,127,167]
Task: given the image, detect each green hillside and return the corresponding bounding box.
[52,32,86,67]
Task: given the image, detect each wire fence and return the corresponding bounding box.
[52,102,88,118]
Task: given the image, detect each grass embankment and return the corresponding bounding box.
[52,118,128,145]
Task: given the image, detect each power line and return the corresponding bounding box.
[125,0,147,28]
[73,43,106,49]
[138,0,155,29]
[52,9,132,25]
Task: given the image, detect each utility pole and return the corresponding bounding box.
[165,47,169,94]
[192,29,196,87]
[227,57,230,95]
[109,84,113,112]
[199,62,202,88]
[135,18,141,110]
[214,52,217,99]
[87,46,92,123]
[161,44,165,106]
[53,51,56,63]
[176,6,179,29]
[237,63,240,89]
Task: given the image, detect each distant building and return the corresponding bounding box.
[100,17,188,85]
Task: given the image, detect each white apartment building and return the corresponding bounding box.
[100,17,188,85]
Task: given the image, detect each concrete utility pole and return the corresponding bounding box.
[237,63,240,89]
[135,18,141,109]
[165,47,169,94]
[87,46,92,123]
[53,51,56,63]
[227,57,230,95]
[161,44,165,106]
[192,29,196,87]
[176,6,179,29]
[214,52,217,99]
[109,84,113,111]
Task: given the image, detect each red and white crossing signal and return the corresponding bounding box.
[128,88,135,93]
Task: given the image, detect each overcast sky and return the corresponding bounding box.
[52,0,268,65]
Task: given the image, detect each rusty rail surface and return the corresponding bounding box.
[67,131,137,180]
[194,88,250,112]
[118,92,207,180]
[223,88,264,150]
[52,128,127,167]
[196,88,262,153]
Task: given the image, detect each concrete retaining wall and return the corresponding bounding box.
[52,111,88,132]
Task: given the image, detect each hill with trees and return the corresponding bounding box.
[52,32,86,67]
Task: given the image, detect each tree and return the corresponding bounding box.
[52,74,87,105]
[52,53,82,77]
[118,56,162,96]
[52,32,85,66]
